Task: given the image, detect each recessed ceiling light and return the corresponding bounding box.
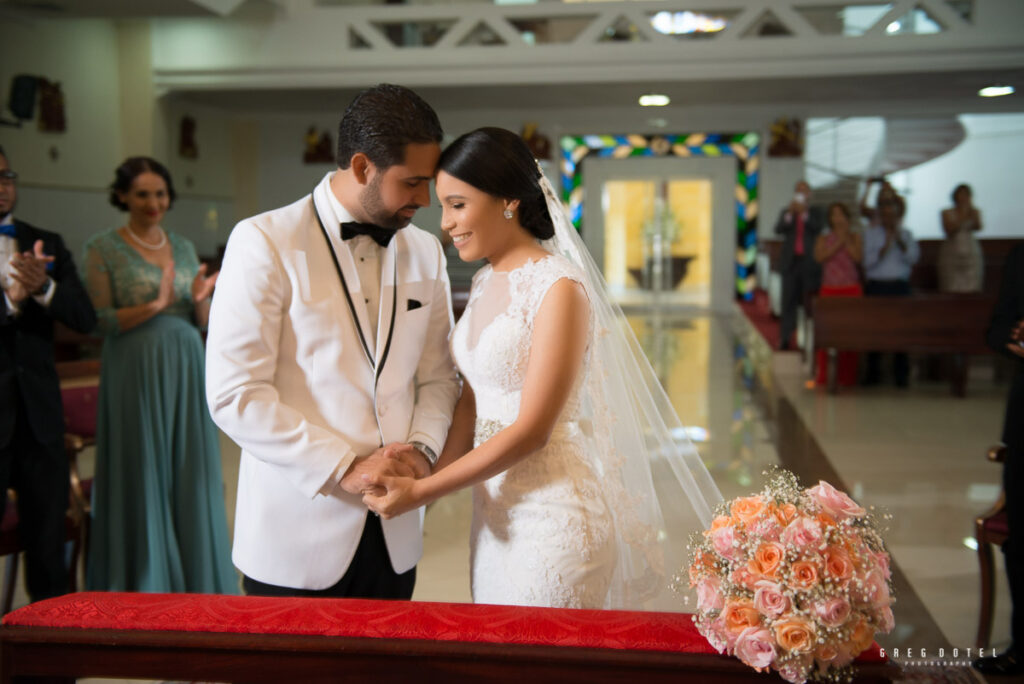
[979,85,1015,98]
[639,94,670,107]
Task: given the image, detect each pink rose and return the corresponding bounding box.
[808,481,866,520]
[700,617,729,654]
[856,570,891,609]
[872,550,892,580]
[776,654,814,684]
[748,515,782,541]
[711,615,739,651]
[781,517,823,549]
[734,627,777,671]
[753,580,790,618]
[696,575,725,613]
[813,597,851,627]
[711,525,742,561]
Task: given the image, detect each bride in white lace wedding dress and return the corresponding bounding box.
[363,128,720,609]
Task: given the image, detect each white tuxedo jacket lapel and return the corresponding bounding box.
[374,242,398,379]
[311,181,376,362]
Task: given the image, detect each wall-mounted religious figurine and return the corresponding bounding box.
[768,117,803,157]
[521,122,552,160]
[303,126,334,164]
[37,79,66,133]
[179,116,198,159]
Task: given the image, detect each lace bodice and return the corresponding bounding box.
[451,254,590,427]
[82,230,201,336]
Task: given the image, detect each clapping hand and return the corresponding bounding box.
[192,263,218,303]
[155,261,177,310]
[7,240,54,303]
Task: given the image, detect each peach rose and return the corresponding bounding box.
[812,596,851,627]
[730,565,761,591]
[774,616,817,654]
[753,580,790,618]
[696,575,725,613]
[731,495,766,526]
[708,515,732,534]
[823,546,854,585]
[877,605,895,633]
[751,542,785,579]
[808,480,866,520]
[787,560,820,591]
[849,618,875,653]
[722,599,760,633]
[734,627,777,671]
[689,549,717,585]
[781,517,823,549]
[711,524,743,561]
[772,502,799,526]
[815,643,839,673]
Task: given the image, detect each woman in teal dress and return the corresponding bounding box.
[83,157,236,593]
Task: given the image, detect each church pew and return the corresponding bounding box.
[812,293,995,395]
[0,592,895,683]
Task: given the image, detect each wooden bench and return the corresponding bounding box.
[0,592,895,683]
[812,294,995,395]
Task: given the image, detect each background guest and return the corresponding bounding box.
[774,180,824,350]
[939,183,984,293]
[862,197,919,387]
[0,145,96,602]
[973,244,1024,677]
[858,177,898,225]
[812,202,863,387]
[83,156,235,593]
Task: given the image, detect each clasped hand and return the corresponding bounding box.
[5,240,54,303]
[338,443,428,519]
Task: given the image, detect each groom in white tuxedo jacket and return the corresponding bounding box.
[206,85,460,598]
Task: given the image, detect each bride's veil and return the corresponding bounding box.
[535,167,723,609]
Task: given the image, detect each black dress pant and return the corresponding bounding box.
[779,256,810,349]
[864,278,912,385]
[243,512,416,599]
[0,400,70,603]
[1004,446,1024,648]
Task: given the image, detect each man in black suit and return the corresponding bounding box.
[975,243,1024,676]
[773,180,825,350]
[0,145,96,602]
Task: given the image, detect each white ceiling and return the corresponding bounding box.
[171,68,1024,114]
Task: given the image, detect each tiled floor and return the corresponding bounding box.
[10,306,1010,681]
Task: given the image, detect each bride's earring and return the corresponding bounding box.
[503,208,514,220]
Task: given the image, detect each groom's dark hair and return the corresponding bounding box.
[336,84,443,171]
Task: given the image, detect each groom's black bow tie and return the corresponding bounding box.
[341,221,396,248]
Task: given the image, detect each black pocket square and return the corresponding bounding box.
[407,298,423,311]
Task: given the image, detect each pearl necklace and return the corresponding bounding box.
[124,226,167,251]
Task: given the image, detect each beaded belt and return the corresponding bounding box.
[473,418,581,445]
[474,418,507,445]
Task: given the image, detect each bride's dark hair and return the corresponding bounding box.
[437,127,555,240]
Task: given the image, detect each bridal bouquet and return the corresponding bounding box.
[687,470,894,683]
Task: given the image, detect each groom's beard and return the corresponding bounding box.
[360,174,417,230]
